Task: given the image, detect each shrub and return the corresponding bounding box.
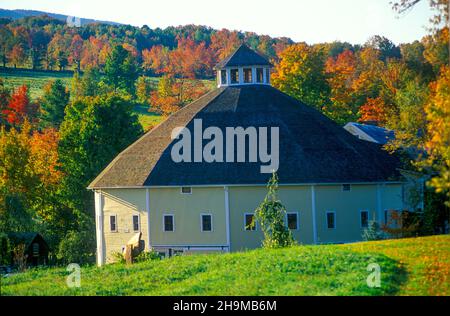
[57,230,95,265]
[135,250,162,262]
[362,220,384,241]
[254,172,296,249]
[0,233,11,265]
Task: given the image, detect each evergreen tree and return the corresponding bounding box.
[40,79,70,128]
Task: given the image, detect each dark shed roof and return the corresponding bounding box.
[8,233,49,250]
[215,44,273,69]
[89,85,401,189]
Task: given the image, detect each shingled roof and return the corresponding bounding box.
[215,44,273,69]
[89,85,401,189]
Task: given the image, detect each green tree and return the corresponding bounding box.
[58,93,143,262]
[104,45,139,95]
[39,79,70,128]
[253,173,296,249]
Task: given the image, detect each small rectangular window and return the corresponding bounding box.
[287,213,298,230]
[230,69,239,84]
[342,184,351,191]
[132,215,140,232]
[201,214,212,232]
[245,213,256,231]
[384,210,389,224]
[360,211,369,228]
[221,70,227,85]
[265,68,270,84]
[164,215,174,232]
[110,215,117,232]
[256,68,264,83]
[243,68,252,83]
[181,187,192,194]
[326,212,336,229]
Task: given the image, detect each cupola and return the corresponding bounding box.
[214,44,273,88]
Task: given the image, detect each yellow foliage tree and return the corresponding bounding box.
[423,66,450,205]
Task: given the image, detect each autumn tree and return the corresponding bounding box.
[272,43,330,111]
[421,66,450,206]
[2,85,39,128]
[150,75,208,116]
[69,34,84,72]
[325,49,359,124]
[142,45,170,74]
[8,44,27,69]
[210,29,242,61]
[40,79,70,128]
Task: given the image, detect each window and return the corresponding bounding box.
[32,243,39,257]
[256,68,264,83]
[110,215,117,232]
[201,214,212,232]
[244,213,256,231]
[265,68,270,84]
[243,68,252,83]
[360,211,369,228]
[220,70,227,85]
[287,213,299,230]
[181,187,192,194]
[163,215,174,232]
[342,184,351,191]
[132,215,140,232]
[326,212,336,229]
[230,69,239,84]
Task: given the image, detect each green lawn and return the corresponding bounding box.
[0,70,73,100]
[2,235,449,296]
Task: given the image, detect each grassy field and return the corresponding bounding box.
[2,235,449,296]
[0,69,73,100]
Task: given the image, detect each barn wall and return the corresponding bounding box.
[148,187,227,248]
[101,188,149,263]
[97,183,404,264]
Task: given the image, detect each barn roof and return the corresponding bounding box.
[89,85,401,189]
[344,122,395,145]
[215,44,273,69]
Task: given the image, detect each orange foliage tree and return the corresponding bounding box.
[2,85,38,128]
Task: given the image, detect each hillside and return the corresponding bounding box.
[0,8,121,25]
[2,235,449,296]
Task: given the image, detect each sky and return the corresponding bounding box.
[0,0,436,44]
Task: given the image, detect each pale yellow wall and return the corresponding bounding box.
[102,188,148,263]
[98,183,404,262]
[228,186,313,251]
[315,184,376,243]
[148,187,227,247]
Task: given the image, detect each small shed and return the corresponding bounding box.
[8,233,49,267]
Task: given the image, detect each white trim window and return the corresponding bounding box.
[110,215,117,232]
[230,68,239,84]
[256,68,264,83]
[200,214,213,232]
[286,212,299,230]
[360,210,369,228]
[163,214,175,232]
[326,211,336,229]
[132,214,140,232]
[181,187,192,194]
[244,213,256,231]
